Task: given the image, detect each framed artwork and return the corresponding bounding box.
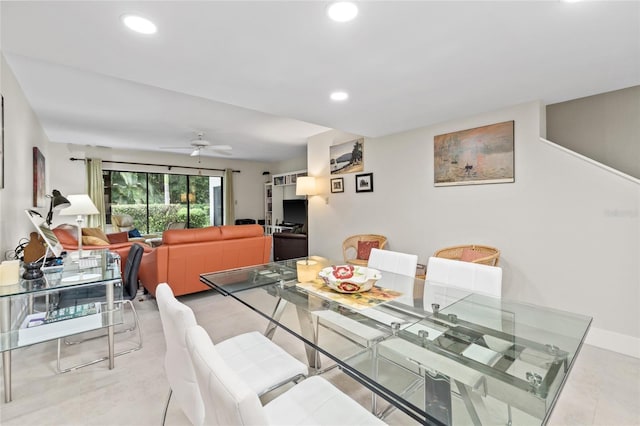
[330,177,344,193]
[0,95,3,189]
[330,137,364,175]
[434,120,514,187]
[33,147,46,207]
[355,173,373,193]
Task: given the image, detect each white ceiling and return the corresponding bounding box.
[2,1,639,162]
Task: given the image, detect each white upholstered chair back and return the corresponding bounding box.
[368,248,418,277]
[156,283,204,426]
[186,325,268,426]
[426,256,502,298]
[368,248,419,306]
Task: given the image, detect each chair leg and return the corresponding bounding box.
[56,300,143,373]
[161,388,172,426]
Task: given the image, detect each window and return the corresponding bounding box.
[104,171,223,233]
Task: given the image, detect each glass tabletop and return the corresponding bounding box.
[0,250,121,298]
[0,250,123,352]
[200,258,592,425]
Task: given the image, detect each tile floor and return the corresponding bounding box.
[1,290,638,426]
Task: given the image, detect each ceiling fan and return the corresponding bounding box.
[163,132,232,157]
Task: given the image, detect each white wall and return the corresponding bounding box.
[308,101,640,357]
[0,54,52,259]
[547,86,640,178]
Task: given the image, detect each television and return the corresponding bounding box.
[282,199,307,227]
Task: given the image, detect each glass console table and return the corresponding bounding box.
[0,250,123,402]
[201,258,592,425]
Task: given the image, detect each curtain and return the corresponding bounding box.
[224,168,235,225]
[86,158,106,229]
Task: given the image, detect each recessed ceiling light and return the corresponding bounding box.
[330,91,349,101]
[121,14,157,35]
[327,2,359,23]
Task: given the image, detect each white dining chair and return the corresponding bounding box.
[155,283,308,426]
[426,256,502,297]
[186,325,386,426]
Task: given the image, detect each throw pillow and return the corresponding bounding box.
[82,235,109,246]
[108,232,128,244]
[81,227,109,243]
[460,247,486,262]
[356,240,380,260]
[128,228,142,238]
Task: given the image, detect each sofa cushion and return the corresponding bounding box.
[108,232,129,244]
[53,226,78,245]
[163,226,222,245]
[357,241,379,260]
[82,235,110,246]
[219,225,264,240]
[82,227,109,243]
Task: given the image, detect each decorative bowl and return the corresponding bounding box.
[318,265,382,293]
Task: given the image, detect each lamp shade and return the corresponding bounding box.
[296,176,316,196]
[51,190,71,210]
[59,194,99,216]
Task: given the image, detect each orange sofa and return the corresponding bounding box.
[52,224,153,275]
[140,224,271,296]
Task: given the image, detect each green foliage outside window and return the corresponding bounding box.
[106,170,220,232]
[111,203,210,233]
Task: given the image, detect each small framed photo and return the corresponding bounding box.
[330,177,344,193]
[355,173,373,193]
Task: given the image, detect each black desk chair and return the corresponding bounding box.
[56,243,144,372]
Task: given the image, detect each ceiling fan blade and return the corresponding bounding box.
[210,144,232,151]
[190,148,200,157]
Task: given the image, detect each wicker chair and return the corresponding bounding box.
[342,234,388,266]
[433,244,500,266]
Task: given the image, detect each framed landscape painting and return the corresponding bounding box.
[434,121,514,187]
[330,138,364,175]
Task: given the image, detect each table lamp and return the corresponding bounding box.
[59,194,99,258]
[45,189,71,226]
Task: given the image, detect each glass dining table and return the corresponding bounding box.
[200,257,592,426]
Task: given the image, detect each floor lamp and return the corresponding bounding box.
[295,176,316,263]
[59,194,99,259]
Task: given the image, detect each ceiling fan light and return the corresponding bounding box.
[190,149,200,157]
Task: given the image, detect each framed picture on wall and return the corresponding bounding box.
[330,177,344,193]
[33,147,46,207]
[434,120,514,187]
[330,137,364,175]
[355,173,373,193]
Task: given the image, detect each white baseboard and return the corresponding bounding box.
[586,327,640,359]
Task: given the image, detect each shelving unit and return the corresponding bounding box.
[264,182,273,227]
[264,170,307,229]
[272,169,307,186]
